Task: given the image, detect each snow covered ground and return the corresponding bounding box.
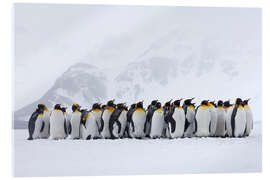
[13,122,261,177]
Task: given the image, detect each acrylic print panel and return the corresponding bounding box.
[13,3,262,177]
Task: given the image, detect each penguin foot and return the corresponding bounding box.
[27,137,33,140]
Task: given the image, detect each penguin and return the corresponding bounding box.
[224,100,233,137]
[243,99,253,136]
[165,99,186,138]
[27,104,45,140]
[68,104,82,139]
[49,104,67,140]
[109,103,126,139]
[118,104,128,138]
[80,104,101,140]
[215,100,226,137]
[149,102,165,139]
[208,101,218,136]
[182,98,195,135]
[39,105,51,139]
[130,101,146,139]
[194,100,211,137]
[126,103,136,138]
[100,100,116,139]
[230,98,247,137]
[163,99,173,138]
[90,103,103,138]
[145,100,158,137]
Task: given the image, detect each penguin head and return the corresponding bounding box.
[107,99,115,107]
[209,101,217,108]
[243,99,250,106]
[38,104,45,110]
[223,100,232,108]
[184,98,194,106]
[173,99,182,107]
[130,103,136,109]
[201,100,209,106]
[72,104,81,112]
[61,107,67,113]
[217,100,223,107]
[101,104,106,110]
[92,103,100,110]
[155,102,162,109]
[235,98,243,106]
[136,101,144,109]
[116,103,125,110]
[151,100,158,106]
[54,104,62,110]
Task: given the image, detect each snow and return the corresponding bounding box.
[13,122,261,177]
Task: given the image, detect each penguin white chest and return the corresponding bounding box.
[195,107,211,137]
[70,112,81,139]
[82,112,100,139]
[118,111,127,136]
[132,109,146,137]
[101,109,114,138]
[150,109,164,138]
[32,114,44,139]
[244,106,253,136]
[171,108,185,138]
[215,108,226,136]
[50,110,66,139]
[234,108,247,137]
[225,107,233,136]
[39,110,50,138]
[209,107,218,136]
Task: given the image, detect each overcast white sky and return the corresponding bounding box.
[14,4,261,110]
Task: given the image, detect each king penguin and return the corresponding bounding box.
[208,101,218,136]
[243,99,253,136]
[49,104,67,140]
[39,105,51,139]
[230,98,247,137]
[126,103,136,138]
[165,99,186,138]
[80,103,101,140]
[130,101,147,139]
[145,100,158,137]
[163,99,173,138]
[27,104,45,140]
[69,104,82,139]
[224,100,233,137]
[215,100,226,137]
[194,100,211,137]
[183,98,196,137]
[109,103,126,139]
[149,102,165,139]
[100,100,116,139]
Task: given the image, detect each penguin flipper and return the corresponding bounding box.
[130,119,135,132]
[40,121,45,133]
[116,120,122,134]
[169,118,176,133]
[209,121,211,134]
[68,122,72,135]
[194,118,197,133]
[231,106,238,137]
[27,111,39,140]
[64,120,67,135]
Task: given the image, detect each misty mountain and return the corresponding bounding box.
[13,63,107,128]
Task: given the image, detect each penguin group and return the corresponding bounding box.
[27,98,253,140]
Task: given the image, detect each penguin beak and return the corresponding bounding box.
[247,98,251,102]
